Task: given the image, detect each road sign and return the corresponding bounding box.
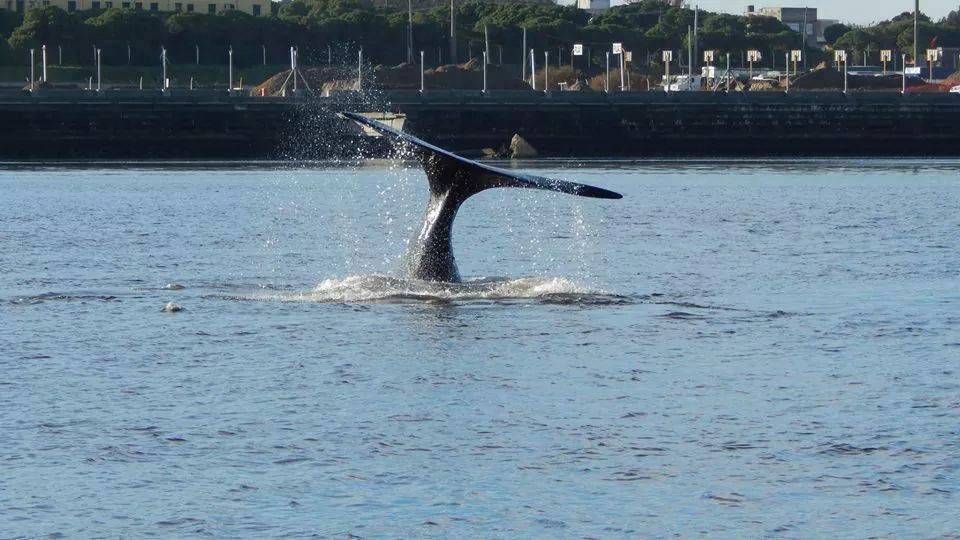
[662,50,673,62]
[703,50,715,63]
[573,43,583,56]
[612,42,622,54]
[747,50,761,62]
[880,50,892,62]
[927,48,942,61]
[625,51,632,62]
[790,50,802,62]
[834,50,847,63]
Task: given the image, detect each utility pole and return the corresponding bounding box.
[693,5,698,72]
[407,0,413,64]
[914,0,919,65]
[521,27,527,81]
[802,6,808,70]
[484,25,489,64]
[449,0,457,65]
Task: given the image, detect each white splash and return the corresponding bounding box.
[238,274,625,305]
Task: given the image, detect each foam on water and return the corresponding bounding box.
[237,274,628,304]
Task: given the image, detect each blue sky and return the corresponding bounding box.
[604,1,955,25]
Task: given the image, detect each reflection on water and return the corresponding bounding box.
[1,160,959,537]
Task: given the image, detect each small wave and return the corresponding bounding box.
[9,292,118,304]
[221,274,629,305]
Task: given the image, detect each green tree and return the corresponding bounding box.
[834,28,877,58]
[8,7,85,55]
[84,8,165,64]
[699,13,746,54]
[822,23,850,45]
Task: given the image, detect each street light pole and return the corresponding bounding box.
[914,0,919,65]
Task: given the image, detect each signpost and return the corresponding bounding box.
[663,50,673,92]
[790,49,802,77]
[747,50,761,80]
[573,43,583,72]
[926,48,941,80]
[835,50,847,93]
[880,49,892,74]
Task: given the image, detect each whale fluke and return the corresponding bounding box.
[342,111,622,283]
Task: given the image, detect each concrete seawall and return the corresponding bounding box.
[2,89,959,159]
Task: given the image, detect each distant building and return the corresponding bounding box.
[747,6,826,47]
[576,0,609,14]
[0,0,270,15]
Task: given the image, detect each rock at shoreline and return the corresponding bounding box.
[510,134,538,159]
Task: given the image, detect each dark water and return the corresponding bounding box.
[2,160,959,537]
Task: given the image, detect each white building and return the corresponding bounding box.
[576,0,609,14]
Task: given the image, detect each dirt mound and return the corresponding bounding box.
[792,67,925,91]
[586,68,653,92]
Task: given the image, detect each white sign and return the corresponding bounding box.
[612,42,622,54]
[625,51,632,62]
[747,50,761,62]
[703,50,715,63]
[880,50,892,62]
[834,50,847,62]
[926,48,942,61]
[790,50,802,62]
[573,43,583,56]
[662,50,673,62]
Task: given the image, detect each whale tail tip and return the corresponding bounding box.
[341,111,623,200]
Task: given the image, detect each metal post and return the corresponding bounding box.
[96,48,101,92]
[484,25,489,64]
[530,49,536,90]
[58,44,62,65]
[665,53,670,93]
[605,51,610,92]
[328,44,332,65]
[687,26,692,87]
[195,44,199,65]
[521,27,526,81]
[499,45,503,65]
[725,52,730,92]
[29,48,34,92]
[843,57,848,93]
[802,6,808,70]
[693,5,698,68]
[228,46,233,92]
[161,46,167,90]
[620,49,627,92]
[293,48,298,92]
[785,52,789,93]
[92,44,96,66]
[127,42,131,65]
[420,50,425,92]
[482,51,487,92]
[902,54,907,93]
[41,44,47,82]
[139,76,143,90]
[544,50,548,92]
[407,0,414,64]
[358,48,363,91]
[262,44,266,66]
[190,77,194,90]
[449,0,456,64]
[914,0,919,65]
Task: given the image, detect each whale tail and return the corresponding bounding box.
[341,111,623,201]
[341,111,622,282]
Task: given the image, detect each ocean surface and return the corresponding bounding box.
[2,159,958,538]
